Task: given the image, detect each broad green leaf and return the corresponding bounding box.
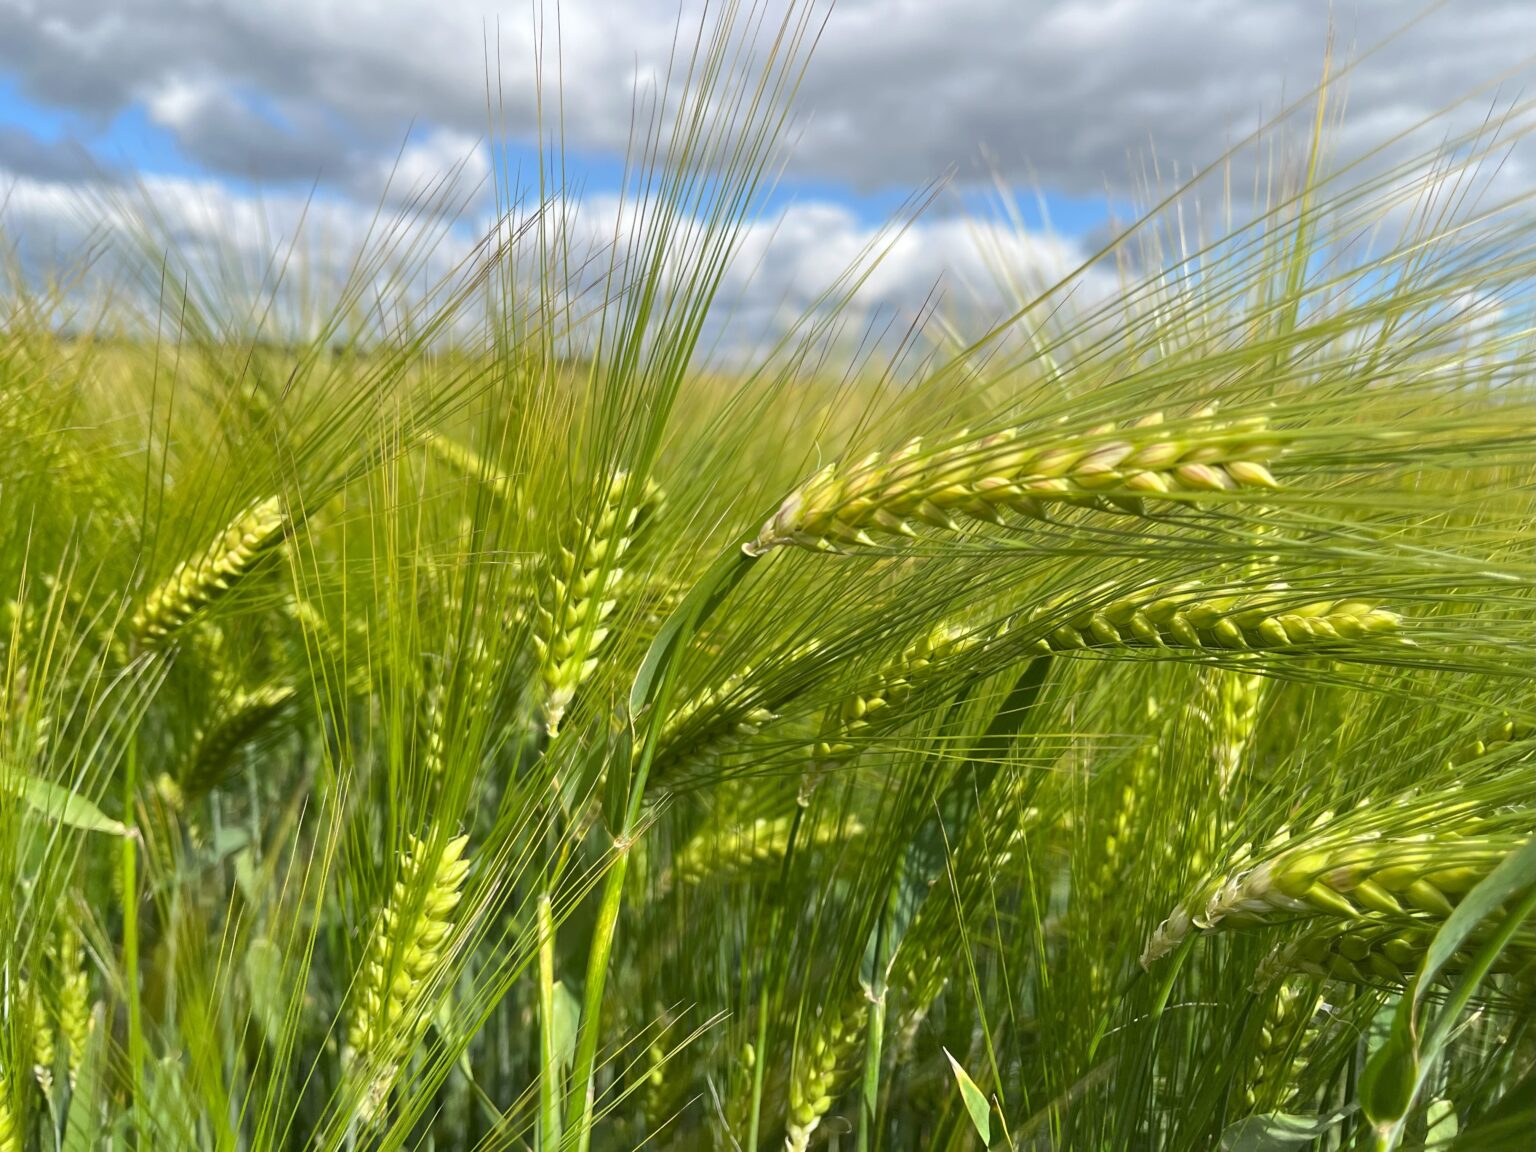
[1363,835,1536,1136]
[944,1048,992,1146]
[552,979,581,1072]
[1219,1111,1350,1151]
[62,1006,108,1152]
[629,548,756,716]
[244,937,285,1046]
[6,773,127,836]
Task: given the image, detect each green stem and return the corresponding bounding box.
[122,735,143,1099]
[748,803,806,1150]
[538,893,562,1151]
[564,548,757,1149]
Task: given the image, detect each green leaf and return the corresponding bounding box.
[1360,1026,1419,1130]
[1450,1062,1536,1150]
[552,980,581,1073]
[629,548,756,716]
[244,938,285,1046]
[944,1048,992,1146]
[1363,835,1536,1137]
[6,773,127,836]
[1219,1111,1350,1151]
[61,1006,107,1152]
[1416,835,1536,1016]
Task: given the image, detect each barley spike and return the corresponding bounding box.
[345,832,471,1124]
[132,496,288,644]
[749,409,1285,555]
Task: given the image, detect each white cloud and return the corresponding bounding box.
[3,158,1104,356]
[2,1,1533,196]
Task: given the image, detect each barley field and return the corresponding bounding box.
[1,5,1533,1151]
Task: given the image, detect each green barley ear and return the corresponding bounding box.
[1281,916,1536,995]
[1142,799,1527,966]
[28,984,54,1102]
[421,634,492,779]
[1244,980,1322,1112]
[667,813,863,889]
[1030,582,1403,654]
[748,408,1284,554]
[132,496,288,644]
[344,832,471,1124]
[533,472,661,737]
[175,683,297,804]
[785,1001,867,1152]
[804,621,981,799]
[54,927,91,1089]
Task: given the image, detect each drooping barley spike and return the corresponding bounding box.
[55,933,91,1088]
[804,621,997,800]
[1204,667,1266,787]
[132,496,288,644]
[421,634,493,778]
[785,1000,867,1152]
[1100,696,1163,890]
[533,472,661,737]
[0,1064,18,1152]
[651,642,823,779]
[27,982,54,1102]
[175,683,297,803]
[747,408,1286,554]
[424,432,520,505]
[1446,717,1534,769]
[345,832,471,1124]
[668,814,864,889]
[1028,582,1403,655]
[1244,979,1322,1112]
[1280,918,1536,995]
[1142,800,1529,966]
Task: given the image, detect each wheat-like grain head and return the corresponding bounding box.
[424,432,520,504]
[668,813,864,888]
[748,408,1284,554]
[175,682,297,804]
[1142,799,1527,966]
[132,496,288,644]
[534,472,661,737]
[1244,979,1323,1112]
[785,1000,867,1152]
[345,832,471,1124]
[1029,583,1403,654]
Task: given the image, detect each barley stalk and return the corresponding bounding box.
[748,408,1284,555]
[132,496,288,644]
[345,832,471,1124]
[534,473,660,737]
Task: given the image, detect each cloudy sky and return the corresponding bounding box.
[2,0,1533,337]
